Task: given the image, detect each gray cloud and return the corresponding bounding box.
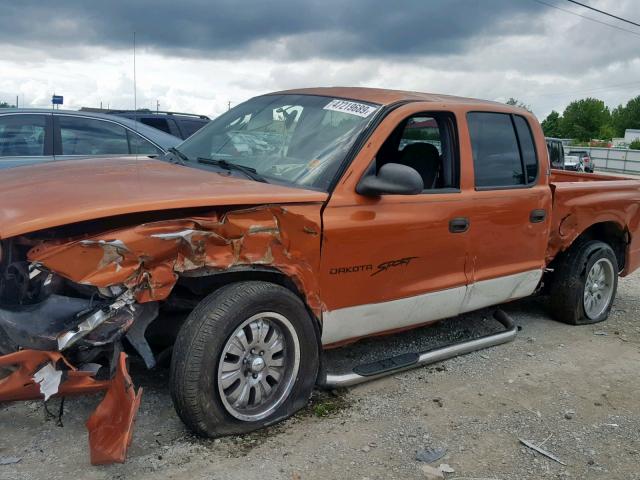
[0,0,544,60]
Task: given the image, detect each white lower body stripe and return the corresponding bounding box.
[321,269,542,345]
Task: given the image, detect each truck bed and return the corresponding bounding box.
[548,169,640,275]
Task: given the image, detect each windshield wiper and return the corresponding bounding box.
[197,157,267,183]
[167,147,191,165]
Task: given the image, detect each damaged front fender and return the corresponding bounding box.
[27,204,324,316]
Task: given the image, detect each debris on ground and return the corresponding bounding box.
[519,438,567,465]
[419,464,445,479]
[438,463,455,473]
[0,457,22,465]
[416,446,447,463]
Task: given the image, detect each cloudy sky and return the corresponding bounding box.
[0,0,638,120]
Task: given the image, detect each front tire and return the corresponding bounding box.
[170,281,319,437]
[549,239,618,325]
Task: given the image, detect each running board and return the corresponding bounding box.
[319,309,517,388]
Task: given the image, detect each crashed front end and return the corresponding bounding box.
[0,205,322,464]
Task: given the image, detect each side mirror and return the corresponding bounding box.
[356,163,424,196]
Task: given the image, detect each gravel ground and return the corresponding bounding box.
[0,272,638,480]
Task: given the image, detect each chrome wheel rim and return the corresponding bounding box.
[583,258,615,319]
[217,312,300,421]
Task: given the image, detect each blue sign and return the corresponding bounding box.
[52,95,63,105]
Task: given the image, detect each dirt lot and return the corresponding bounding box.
[1,273,639,480]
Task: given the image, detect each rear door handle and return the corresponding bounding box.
[449,217,470,233]
[530,209,546,223]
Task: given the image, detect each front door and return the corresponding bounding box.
[319,104,471,346]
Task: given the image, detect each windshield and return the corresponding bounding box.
[175,94,379,191]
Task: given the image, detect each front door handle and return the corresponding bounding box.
[449,217,470,233]
[530,209,546,223]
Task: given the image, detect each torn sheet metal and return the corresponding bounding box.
[0,350,141,466]
[86,352,142,465]
[0,350,107,401]
[27,205,323,316]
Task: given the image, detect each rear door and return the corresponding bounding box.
[462,111,551,312]
[0,113,53,169]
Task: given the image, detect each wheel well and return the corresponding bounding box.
[147,268,321,352]
[566,222,627,271]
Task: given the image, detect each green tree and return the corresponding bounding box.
[505,97,532,112]
[0,101,15,108]
[610,96,640,137]
[541,110,563,137]
[630,139,640,150]
[559,98,610,142]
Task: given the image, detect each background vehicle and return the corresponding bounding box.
[0,109,180,169]
[546,137,565,169]
[1,88,639,464]
[568,149,594,172]
[81,108,210,139]
[563,153,584,171]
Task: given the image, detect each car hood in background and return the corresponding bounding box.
[0,157,328,238]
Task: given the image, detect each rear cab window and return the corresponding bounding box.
[467,112,538,189]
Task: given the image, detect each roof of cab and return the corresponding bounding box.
[270,86,507,108]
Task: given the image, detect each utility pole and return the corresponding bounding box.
[227,101,231,111]
[16,95,18,108]
[156,99,160,113]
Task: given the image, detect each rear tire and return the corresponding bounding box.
[169,281,319,437]
[549,239,618,325]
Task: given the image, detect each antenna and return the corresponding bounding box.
[133,31,138,156]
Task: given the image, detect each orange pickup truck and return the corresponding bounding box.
[1,87,639,464]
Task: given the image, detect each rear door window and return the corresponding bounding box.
[467,112,538,188]
[0,114,47,156]
[58,116,129,155]
[513,116,538,183]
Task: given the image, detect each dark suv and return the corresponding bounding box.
[545,137,565,169]
[81,108,210,140]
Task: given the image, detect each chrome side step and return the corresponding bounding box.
[319,309,517,388]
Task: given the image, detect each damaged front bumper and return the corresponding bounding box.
[0,349,141,465]
[0,289,153,465]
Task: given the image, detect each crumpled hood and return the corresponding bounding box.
[0,157,327,238]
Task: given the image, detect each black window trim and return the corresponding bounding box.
[467,111,540,192]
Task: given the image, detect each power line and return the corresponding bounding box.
[566,0,640,28]
[529,0,640,38]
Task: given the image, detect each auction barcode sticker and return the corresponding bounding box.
[323,99,378,118]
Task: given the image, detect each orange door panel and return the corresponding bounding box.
[318,103,472,346]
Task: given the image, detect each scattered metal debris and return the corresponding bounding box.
[593,331,608,336]
[32,363,62,401]
[0,457,21,466]
[416,447,447,463]
[519,438,567,465]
